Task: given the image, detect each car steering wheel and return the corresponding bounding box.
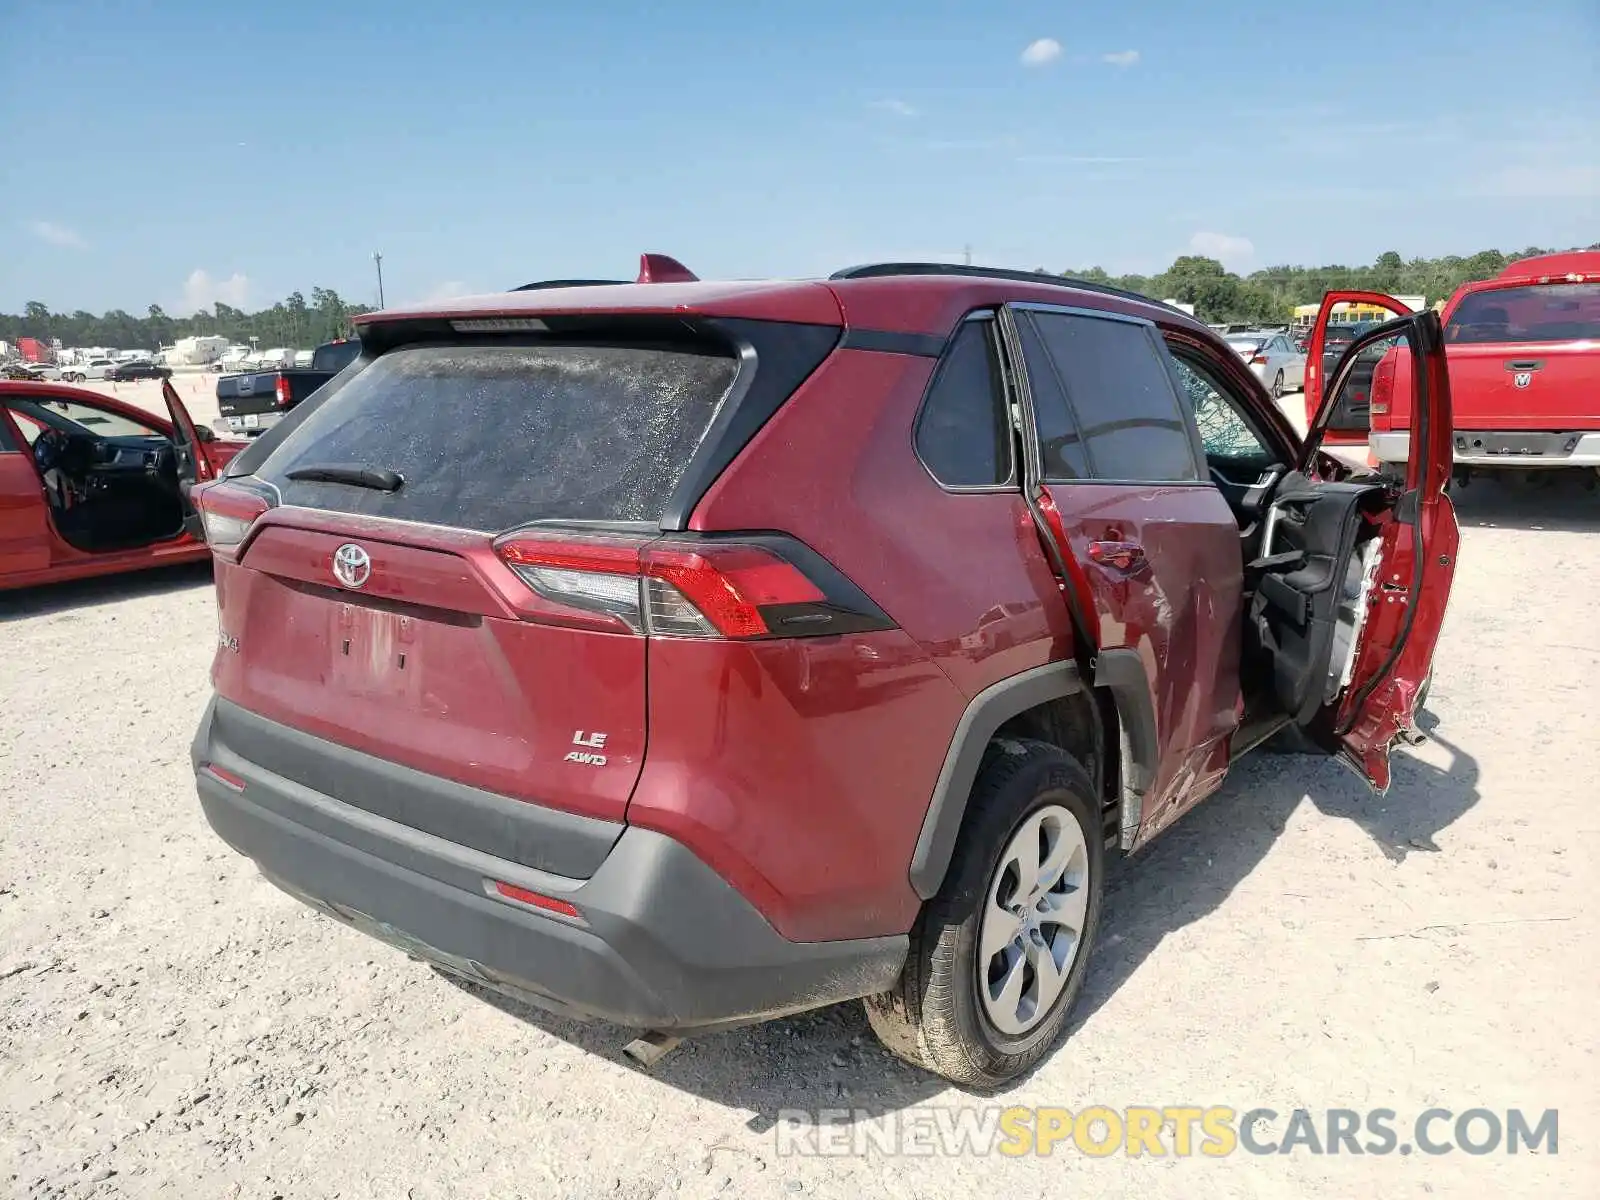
[32,428,69,473]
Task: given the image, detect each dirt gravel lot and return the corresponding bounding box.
[1,381,1596,1198]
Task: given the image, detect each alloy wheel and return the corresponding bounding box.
[977,803,1090,1036]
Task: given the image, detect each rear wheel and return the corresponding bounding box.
[864,739,1103,1088]
[1271,370,1286,400]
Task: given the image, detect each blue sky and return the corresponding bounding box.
[2,0,1596,315]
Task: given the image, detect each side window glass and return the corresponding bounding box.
[915,319,1011,488]
[0,412,17,453]
[1169,355,1270,463]
[1015,314,1090,479]
[1023,311,1200,482]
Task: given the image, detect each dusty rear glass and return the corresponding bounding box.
[255,341,737,530]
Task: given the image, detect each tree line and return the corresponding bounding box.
[4,244,1596,348]
[0,288,373,352]
[1063,244,1598,323]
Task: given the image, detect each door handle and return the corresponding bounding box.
[1087,540,1147,571]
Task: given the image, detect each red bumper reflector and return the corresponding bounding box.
[201,763,246,790]
[492,880,580,918]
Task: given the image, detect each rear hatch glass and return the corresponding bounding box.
[256,341,738,530]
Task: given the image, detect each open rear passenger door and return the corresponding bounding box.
[1250,299,1458,790]
[162,380,221,540]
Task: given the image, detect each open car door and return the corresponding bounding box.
[162,380,221,540]
[1250,294,1458,791]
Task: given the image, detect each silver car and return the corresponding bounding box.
[1226,331,1306,399]
[64,358,120,382]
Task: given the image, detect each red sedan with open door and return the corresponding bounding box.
[0,379,246,590]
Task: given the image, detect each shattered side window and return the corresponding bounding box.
[1170,356,1270,463]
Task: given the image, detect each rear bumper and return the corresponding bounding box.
[1371,430,1600,468]
[218,411,283,436]
[192,699,906,1031]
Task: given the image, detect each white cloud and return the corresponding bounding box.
[1188,231,1256,270]
[1102,50,1140,67]
[182,269,251,313]
[870,98,919,118]
[29,220,87,249]
[1020,38,1063,67]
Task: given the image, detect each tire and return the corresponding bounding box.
[1271,370,1286,400]
[864,739,1104,1088]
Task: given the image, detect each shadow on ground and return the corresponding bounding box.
[0,560,213,623]
[1070,723,1478,1034]
[437,713,1479,1116]
[1449,473,1600,532]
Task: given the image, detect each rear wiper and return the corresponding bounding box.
[284,463,404,492]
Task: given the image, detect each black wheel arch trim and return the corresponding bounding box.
[1092,648,1160,849]
[909,651,1163,898]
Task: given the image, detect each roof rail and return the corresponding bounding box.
[512,279,629,291]
[828,262,1159,307]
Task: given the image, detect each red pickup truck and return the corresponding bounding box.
[1308,253,1600,483]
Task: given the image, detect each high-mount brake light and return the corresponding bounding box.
[449,317,550,333]
[193,481,271,555]
[493,533,883,640]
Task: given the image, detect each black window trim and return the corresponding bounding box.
[1005,301,1210,488]
[910,310,1019,495]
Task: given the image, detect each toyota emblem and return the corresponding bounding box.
[332,543,372,589]
[1513,371,1533,389]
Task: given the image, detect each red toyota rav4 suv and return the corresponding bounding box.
[192,259,1457,1087]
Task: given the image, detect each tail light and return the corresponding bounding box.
[274,376,292,407]
[1249,350,1269,366]
[1369,350,1397,428]
[193,480,272,558]
[494,531,891,640]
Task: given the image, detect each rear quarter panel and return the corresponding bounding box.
[634,347,1071,941]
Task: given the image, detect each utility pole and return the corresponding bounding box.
[373,251,386,309]
[963,244,973,265]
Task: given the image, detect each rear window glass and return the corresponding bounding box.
[310,340,362,373]
[256,342,737,530]
[1446,283,1600,344]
